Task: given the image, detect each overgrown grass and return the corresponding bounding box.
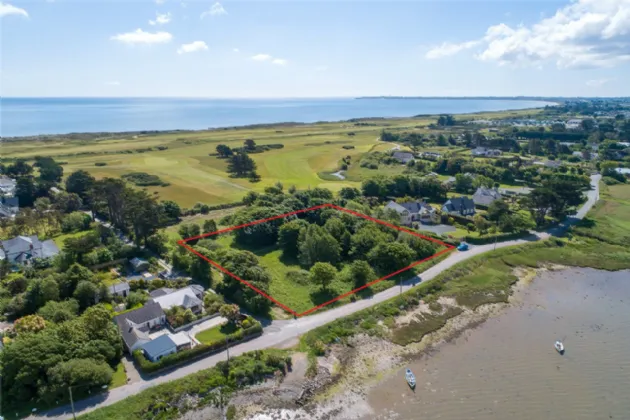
[573,183,630,246]
[391,307,463,346]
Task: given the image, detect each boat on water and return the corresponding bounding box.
[555,340,565,354]
[405,368,416,389]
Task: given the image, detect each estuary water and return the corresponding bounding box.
[1,97,554,137]
[364,268,630,420]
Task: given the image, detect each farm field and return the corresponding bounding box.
[2,109,543,208]
[574,183,630,245]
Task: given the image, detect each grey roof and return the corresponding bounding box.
[109,282,130,294]
[473,187,502,206]
[151,286,203,311]
[141,334,176,360]
[190,284,205,295]
[392,152,414,163]
[114,301,165,326]
[149,287,175,298]
[398,201,432,214]
[443,196,475,213]
[0,235,60,263]
[0,197,18,208]
[114,301,164,350]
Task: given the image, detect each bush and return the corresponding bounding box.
[61,212,92,233]
[464,231,529,244]
[342,145,355,149]
[95,162,107,166]
[121,172,169,187]
[603,176,623,185]
[285,269,310,285]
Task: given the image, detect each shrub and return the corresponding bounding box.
[603,176,623,185]
[121,172,169,187]
[95,162,107,166]
[285,269,310,285]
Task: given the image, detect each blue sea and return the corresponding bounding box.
[0,97,555,138]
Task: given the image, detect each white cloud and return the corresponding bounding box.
[177,41,208,54]
[155,0,166,4]
[233,48,240,53]
[426,0,630,69]
[201,2,226,19]
[0,2,28,18]
[272,58,287,66]
[106,81,121,86]
[315,65,329,72]
[149,12,171,26]
[252,54,272,61]
[425,40,480,59]
[586,78,612,87]
[110,29,173,45]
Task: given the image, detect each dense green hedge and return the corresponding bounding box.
[134,323,263,374]
[464,231,529,244]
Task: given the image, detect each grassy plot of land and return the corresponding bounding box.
[573,183,630,246]
[110,362,127,389]
[195,322,241,344]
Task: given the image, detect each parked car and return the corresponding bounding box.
[457,242,469,251]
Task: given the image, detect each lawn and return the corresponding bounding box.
[110,362,127,389]
[194,322,241,344]
[573,182,630,245]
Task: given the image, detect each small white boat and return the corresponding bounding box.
[405,368,416,389]
[554,340,565,354]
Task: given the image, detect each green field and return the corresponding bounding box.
[194,322,240,344]
[574,183,630,245]
[2,109,543,208]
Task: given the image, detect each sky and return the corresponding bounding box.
[2,0,630,98]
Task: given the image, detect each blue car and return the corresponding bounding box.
[457,242,469,251]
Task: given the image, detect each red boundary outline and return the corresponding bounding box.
[178,203,455,317]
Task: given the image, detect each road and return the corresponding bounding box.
[32,175,600,420]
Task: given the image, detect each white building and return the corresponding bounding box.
[565,119,583,130]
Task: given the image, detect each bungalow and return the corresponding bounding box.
[385,200,440,225]
[471,147,502,157]
[140,332,192,362]
[151,285,205,314]
[149,287,175,298]
[113,301,166,353]
[442,196,476,217]
[392,151,415,164]
[108,282,130,298]
[420,151,441,160]
[472,187,503,207]
[0,235,60,266]
[0,197,19,219]
[130,257,150,272]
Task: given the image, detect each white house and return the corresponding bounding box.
[0,176,16,197]
[108,282,130,298]
[151,285,205,314]
[385,200,440,225]
[471,147,502,157]
[565,119,583,130]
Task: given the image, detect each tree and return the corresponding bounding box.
[244,139,256,150]
[338,187,360,200]
[74,281,99,310]
[454,173,474,193]
[38,299,79,323]
[15,176,37,207]
[66,170,96,199]
[278,220,305,258]
[581,118,596,131]
[53,192,83,214]
[34,156,64,183]
[46,358,113,404]
[59,263,96,298]
[437,114,455,126]
[6,275,28,294]
[124,189,164,247]
[62,212,92,232]
[24,277,60,315]
[161,200,181,220]
[227,152,257,177]
[125,291,147,309]
[473,214,491,235]
[347,260,376,287]
[367,242,415,273]
[397,232,436,259]
[204,292,225,314]
[219,303,240,325]
[216,144,233,158]
[14,314,47,335]
[309,262,337,290]
[473,175,494,189]
[179,223,201,241]
[323,217,348,241]
[298,225,341,266]
[486,200,510,222]
[203,219,218,235]
[499,210,536,232]
[436,134,448,146]
[350,225,392,257]
[146,231,169,256]
[528,138,543,155]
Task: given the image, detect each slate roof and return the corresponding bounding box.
[151,286,203,311]
[392,152,414,163]
[473,187,502,206]
[113,301,165,351]
[149,287,175,298]
[108,282,130,295]
[0,235,60,263]
[443,196,475,214]
[140,334,176,360]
